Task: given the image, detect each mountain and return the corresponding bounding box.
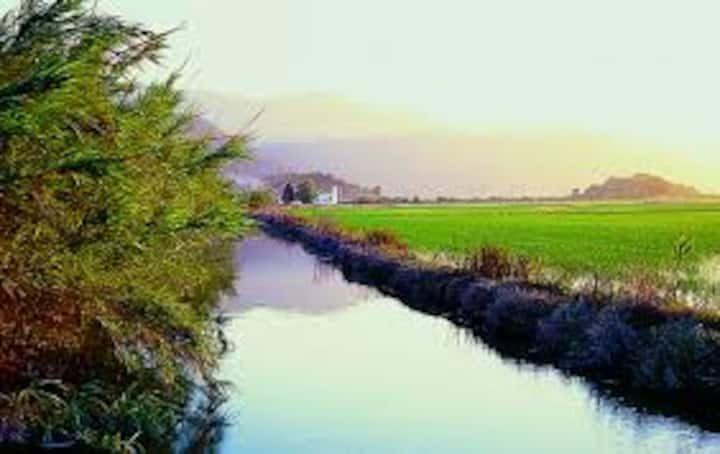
[189,91,719,198]
[263,172,382,203]
[578,174,702,200]
[186,116,225,138]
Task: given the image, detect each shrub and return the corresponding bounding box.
[387,268,425,301]
[361,254,399,287]
[416,270,459,313]
[363,228,408,254]
[631,319,720,391]
[466,246,511,279]
[624,270,665,305]
[577,305,641,372]
[484,286,555,340]
[465,246,537,281]
[444,276,476,308]
[246,189,276,209]
[536,299,597,360]
[0,0,245,449]
[458,282,495,325]
[0,379,189,451]
[312,217,345,238]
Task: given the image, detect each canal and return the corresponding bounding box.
[211,235,720,453]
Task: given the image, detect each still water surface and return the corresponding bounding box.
[214,235,720,453]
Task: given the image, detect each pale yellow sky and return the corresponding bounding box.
[2,0,719,190]
[90,1,720,141]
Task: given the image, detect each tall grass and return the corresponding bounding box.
[0,0,246,450]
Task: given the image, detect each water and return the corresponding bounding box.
[212,235,720,453]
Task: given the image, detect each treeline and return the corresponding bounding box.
[0,0,245,451]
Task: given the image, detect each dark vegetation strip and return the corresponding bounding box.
[0,1,245,451]
[256,211,720,427]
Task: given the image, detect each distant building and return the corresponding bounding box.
[313,186,339,205]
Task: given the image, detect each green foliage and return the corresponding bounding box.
[673,234,694,269]
[296,179,318,204]
[0,379,183,452]
[246,188,276,209]
[0,0,246,449]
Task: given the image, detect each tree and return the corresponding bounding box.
[297,180,318,204]
[282,183,295,203]
[248,189,276,209]
[0,0,246,448]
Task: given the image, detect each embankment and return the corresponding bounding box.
[255,212,720,422]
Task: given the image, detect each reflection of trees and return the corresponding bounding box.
[174,323,233,454]
[312,259,377,302]
[487,335,720,437]
[444,315,720,440]
[313,258,338,284]
[586,381,720,435]
[174,386,229,454]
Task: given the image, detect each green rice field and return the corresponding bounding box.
[295,202,720,279]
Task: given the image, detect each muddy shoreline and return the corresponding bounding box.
[255,212,720,430]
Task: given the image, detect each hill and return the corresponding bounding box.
[187,116,225,137]
[578,174,702,200]
[190,92,720,198]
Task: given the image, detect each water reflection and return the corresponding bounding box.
[211,235,720,453]
[219,236,376,316]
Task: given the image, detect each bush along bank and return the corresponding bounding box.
[0,1,246,451]
[255,211,720,420]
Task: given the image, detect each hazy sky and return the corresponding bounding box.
[2,0,719,179]
[89,1,720,144]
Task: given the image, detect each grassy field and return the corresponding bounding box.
[294,202,720,279]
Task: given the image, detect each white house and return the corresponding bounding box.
[314,186,339,205]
